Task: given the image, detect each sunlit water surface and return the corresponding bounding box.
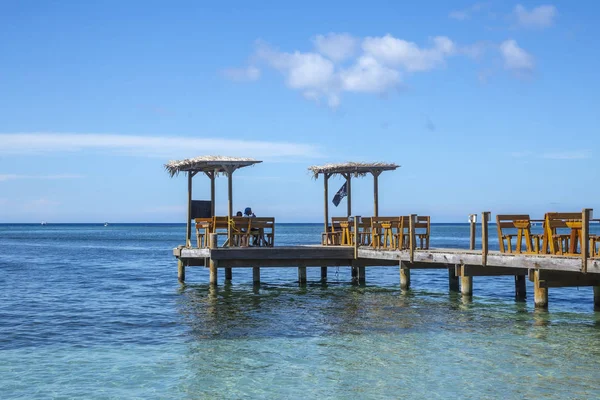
[1,224,600,399]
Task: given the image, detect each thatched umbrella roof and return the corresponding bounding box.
[308,162,399,178]
[165,156,262,177]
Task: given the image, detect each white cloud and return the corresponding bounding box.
[313,33,358,62]
[362,35,455,72]
[0,133,322,159]
[222,66,260,81]
[514,4,557,29]
[499,40,534,72]
[229,32,531,107]
[449,2,491,21]
[340,56,401,93]
[0,174,84,182]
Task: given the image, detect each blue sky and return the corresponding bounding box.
[0,0,598,223]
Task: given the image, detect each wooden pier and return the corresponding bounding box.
[166,156,600,309]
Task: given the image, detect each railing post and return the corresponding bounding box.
[582,208,592,273]
[482,212,490,266]
[353,215,360,259]
[469,214,477,250]
[409,214,417,263]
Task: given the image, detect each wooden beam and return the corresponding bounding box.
[226,166,234,247]
[482,211,490,266]
[209,171,216,217]
[456,265,528,277]
[582,208,592,272]
[533,269,600,288]
[346,173,352,217]
[469,215,476,250]
[409,214,416,263]
[324,173,329,235]
[373,171,381,217]
[186,171,193,247]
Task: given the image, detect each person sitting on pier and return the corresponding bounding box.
[244,207,256,218]
[236,211,243,217]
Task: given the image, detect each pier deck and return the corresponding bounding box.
[174,243,600,309]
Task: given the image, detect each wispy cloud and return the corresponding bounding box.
[514,4,557,29]
[0,174,84,182]
[449,2,491,21]
[500,40,534,73]
[0,133,322,159]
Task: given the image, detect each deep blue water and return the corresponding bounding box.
[1,223,600,399]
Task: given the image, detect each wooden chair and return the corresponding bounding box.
[358,217,372,246]
[229,216,251,247]
[248,217,275,247]
[393,216,410,250]
[371,217,399,249]
[194,217,212,248]
[415,216,430,249]
[496,214,536,254]
[543,212,582,255]
[322,217,347,246]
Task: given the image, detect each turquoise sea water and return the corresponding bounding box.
[1,223,600,399]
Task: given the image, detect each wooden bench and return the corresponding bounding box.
[543,212,582,255]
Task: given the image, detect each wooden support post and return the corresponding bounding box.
[459,265,473,296]
[209,233,218,285]
[186,172,193,247]
[252,266,260,285]
[582,208,592,273]
[448,266,459,292]
[353,215,360,259]
[594,287,600,311]
[400,261,410,290]
[347,174,352,217]
[409,214,416,263]
[323,173,329,236]
[469,214,477,250]
[358,265,366,284]
[533,270,548,308]
[351,261,358,282]
[177,259,185,283]
[321,266,327,281]
[298,265,307,284]
[226,167,234,247]
[481,211,490,266]
[461,276,473,296]
[515,275,527,300]
[206,171,215,217]
[373,171,381,217]
[225,267,232,281]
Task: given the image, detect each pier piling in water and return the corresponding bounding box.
[321,266,327,281]
[533,270,548,308]
[298,265,307,284]
[594,287,600,310]
[515,275,527,300]
[400,262,410,290]
[209,234,218,285]
[253,266,260,284]
[177,257,185,283]
[449,266,459,292]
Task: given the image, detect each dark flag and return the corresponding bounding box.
[332,182,348,207]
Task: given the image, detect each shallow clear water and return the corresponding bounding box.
[1,223,600,399]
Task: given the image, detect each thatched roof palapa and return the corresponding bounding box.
[308,162,399,179]
[165,156,262,177]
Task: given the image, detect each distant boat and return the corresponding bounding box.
[41,221,47,225]
[104,222,109,227]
